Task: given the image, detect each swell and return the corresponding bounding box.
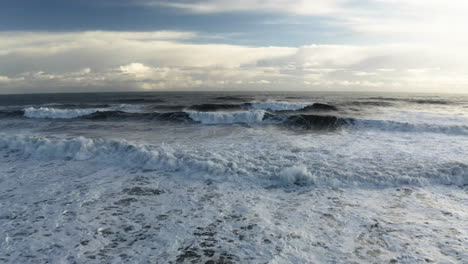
[186,103,249,112]
[4,106,468,136]
[341,101,394,107]
[81,110,468,135]
[187,110,265,124]
[24,107,108,119]
[250,102,312,111]
[22,105,144,119]
[82,111,192,122]
[0,134,231,176]
[186,102,338,112]
[367,97,453,105]
[1,134,466,187]
[350,119,468,136]
[13,102,338,120]
[112,98,165,104]
[213,96,252,102]
[0,110,25,117]
[83,110,348,130]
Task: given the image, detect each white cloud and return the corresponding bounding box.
[119,63,152,76]
[144,0,468,45]
[0,31,468,93]
[150,0,350,15]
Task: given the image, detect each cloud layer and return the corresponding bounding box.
[0,31,467,93]
[147,0,468,43]
[1,1,467,93]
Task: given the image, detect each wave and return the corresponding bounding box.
[350,119,468,136]
[12,106,468,136]
[112,98,165,104]
[251,102,311,112]
[186,102,338,112]
[1,134,466,187]
[301,103,338,111]
[111,104,145,112]
[265,114,468,135]
[342,101,394,107]
[213,96,252,102]
[150,105,185,111]
[276,163,467,187]
[367,97,452,105]
[186,103,247,112]
[81,111,192,122]
[81,110,344,129]
[280,114,349,130]
[23,104,144,119]
[0,110,25,117]
[24,107,108,119]
[42,103,112,109]
[187,110,266,124]
[0,134,230,176]
[268,114,468,136]
[409,99,451,105]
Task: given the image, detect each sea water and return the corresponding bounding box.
[0,91,467,263]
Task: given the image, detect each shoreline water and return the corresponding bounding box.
[0,92,467,263]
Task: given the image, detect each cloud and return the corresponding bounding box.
[141,0,468,45]
[146,0,350,15]
[119,63,152,76]
[0,31,467,94]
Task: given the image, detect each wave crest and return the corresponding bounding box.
[187,110,266,124]
[351,119,468,136]
[24,107,107,119]
[0,134,230,175]
[251,102,311,112]
[1,134,466,187]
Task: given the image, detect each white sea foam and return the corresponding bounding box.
[24,107,108,119]
[2,93,468,263]
[4,93,468,264]
[187,110,266,124]
[0,134,233,176]
[278,165,316,185]
[23,104,144,119]
[351,119,468,136]
[111,104,145,112]
[1,133,466,187]
[251,102,310,111]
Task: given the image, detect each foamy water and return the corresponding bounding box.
[0,92,467,263]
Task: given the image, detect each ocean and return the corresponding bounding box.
[0,91,467,263]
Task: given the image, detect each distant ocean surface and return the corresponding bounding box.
[0,91,467,263]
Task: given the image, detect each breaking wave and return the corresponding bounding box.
[1,134,466,187]
[24,107,108,119]
[23,104,144,119]
[251,102,311,112]
[186,103,246,112]
[187,110,266,124]
[351,119,468,136]
[0,134,229,176]
[10,106,468,136]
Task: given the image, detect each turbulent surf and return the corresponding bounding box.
[0,91,467,263]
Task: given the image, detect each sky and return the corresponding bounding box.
[1,0,468,94]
